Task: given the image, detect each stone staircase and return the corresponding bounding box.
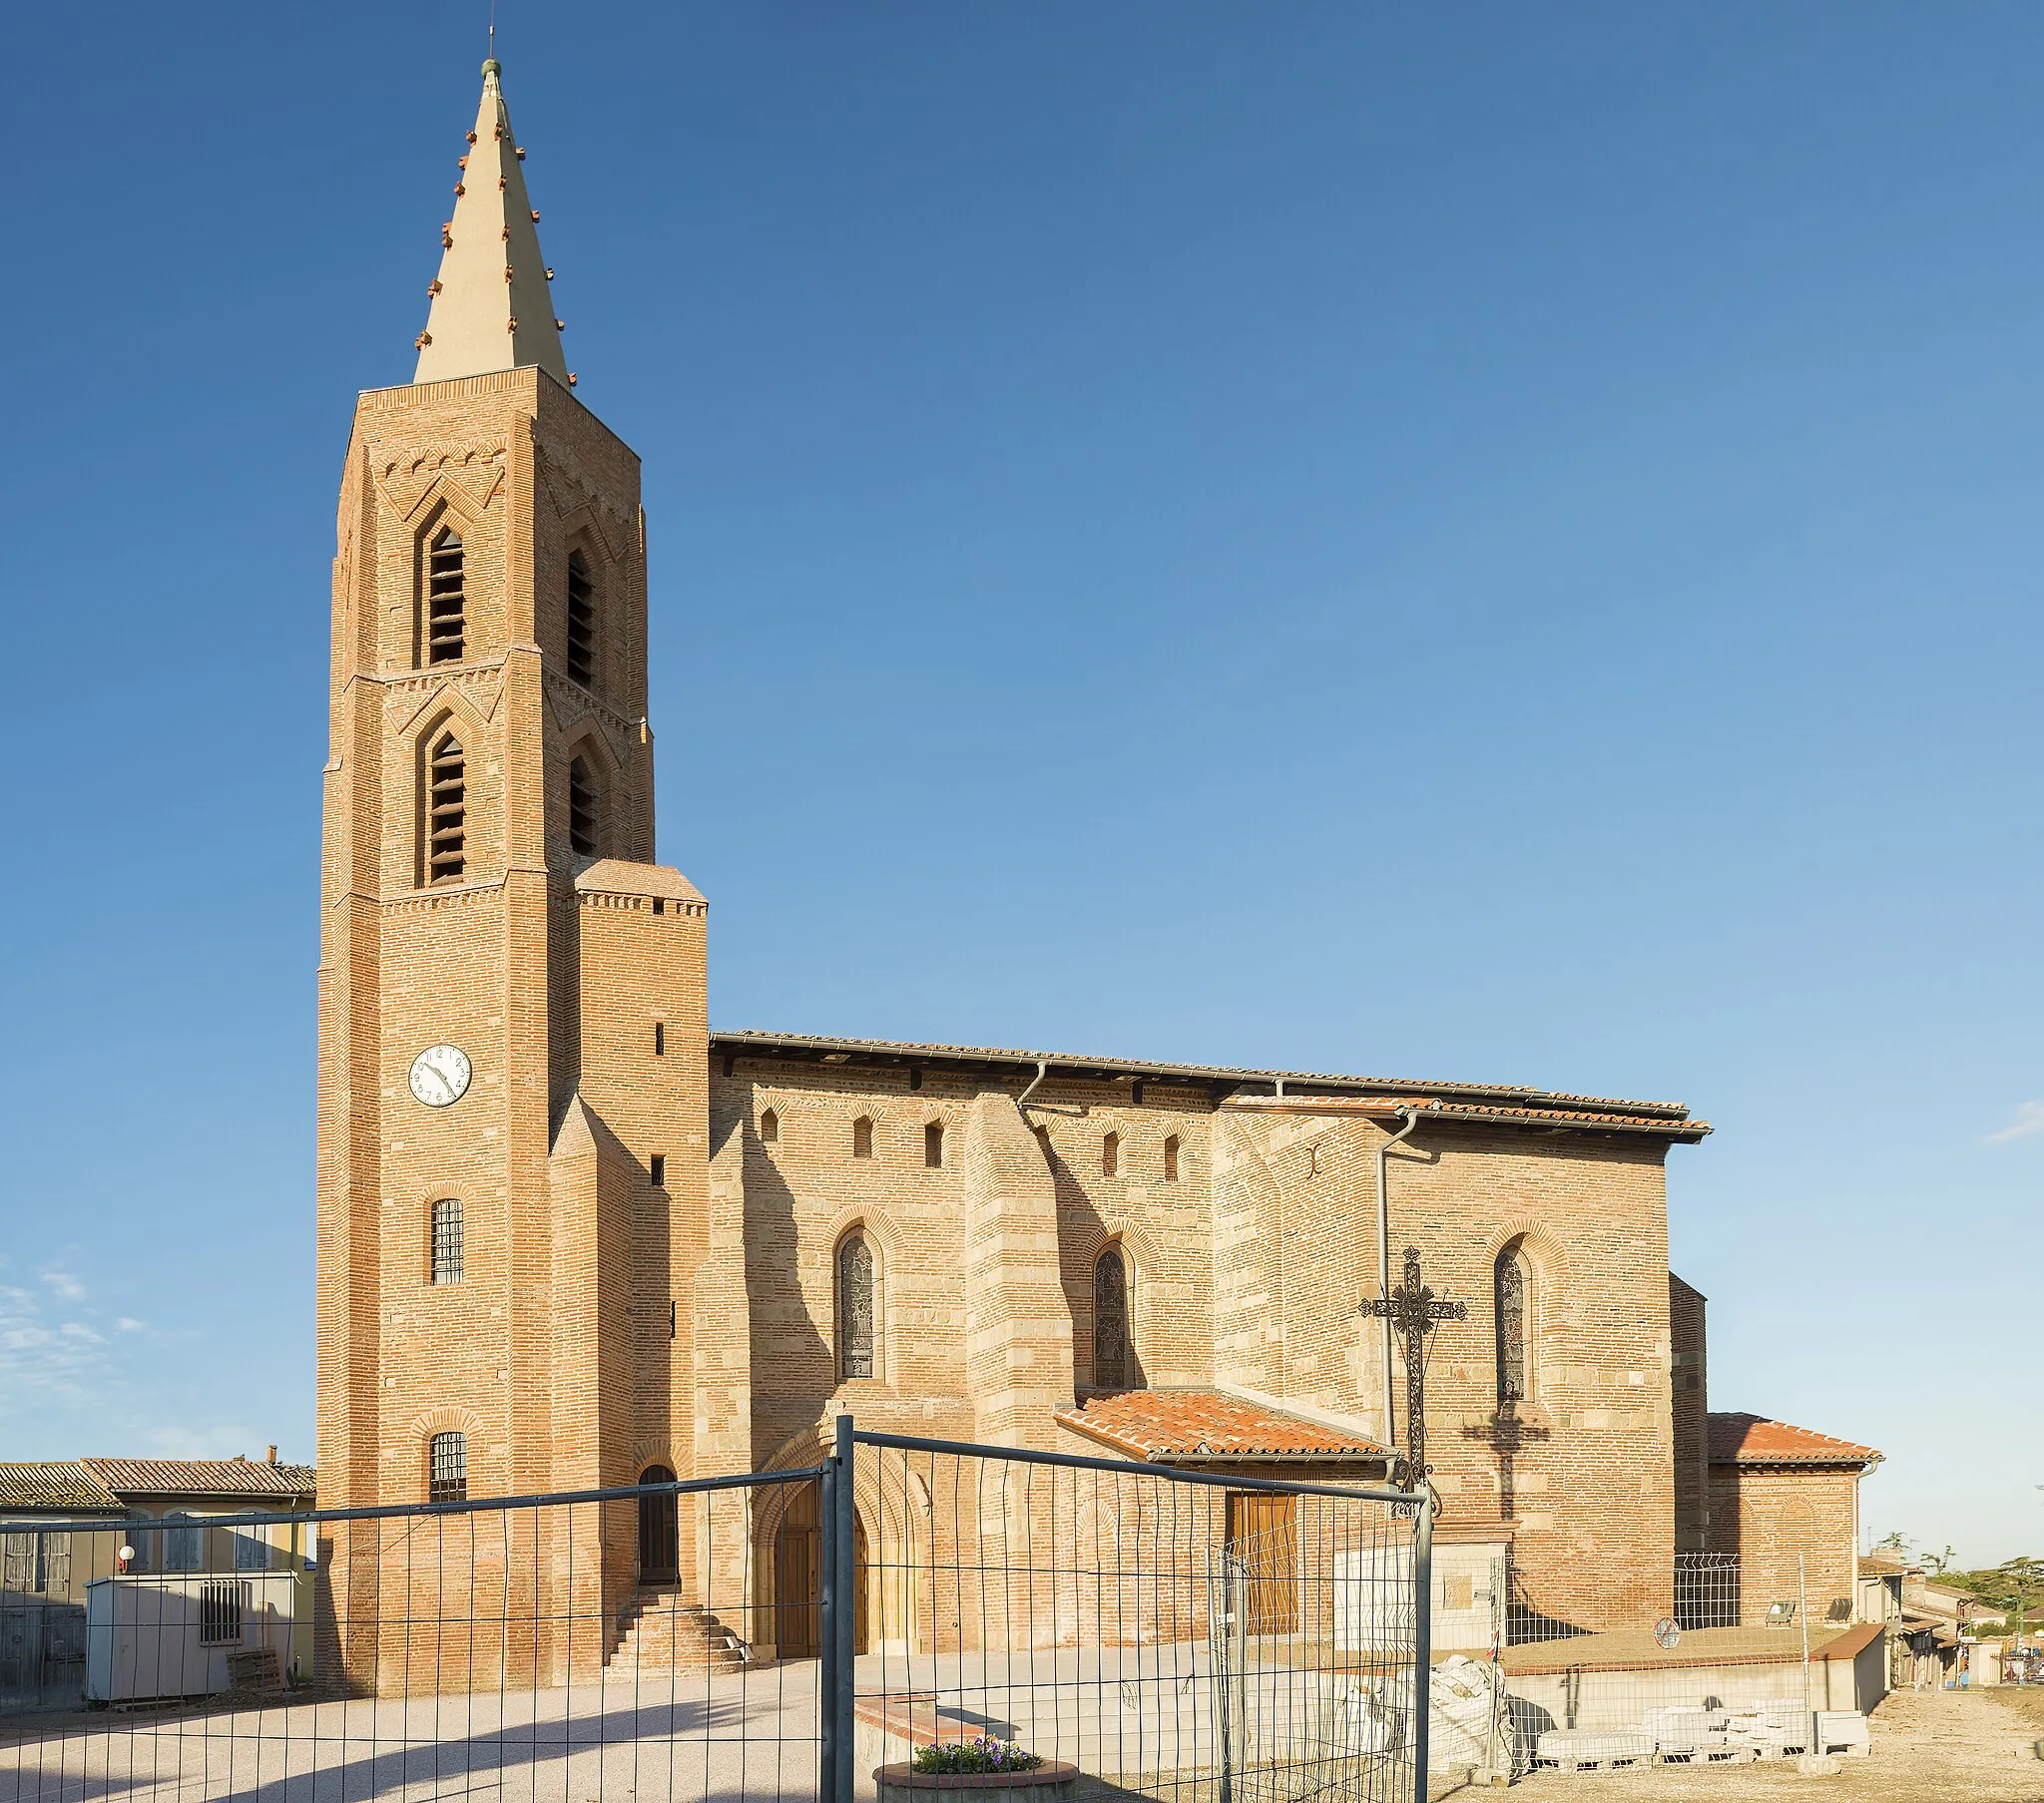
[606,1589,748,1674]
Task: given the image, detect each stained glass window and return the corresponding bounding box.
[1094,1247,1130,1390]
[839,1235,875,1379]
[1496,1247,1528,1405]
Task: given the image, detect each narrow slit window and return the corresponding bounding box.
[566,550,596,687]
[852,1117,873,1159]
[428,1432,467,1503]
[924,1122,944,1168]
[426,527,465,665]
[838,1234,875,1379]
[1094,1247,1130,1390]
[427,733,465,883]
[1102,1131,1120,1178]
[761,1108,779,1143]
[1163,1134,1181,1182]
[650,1153,666,1186]
[569,756,598,856]
[654,1022,666,1056]
[430,1198,463,1284]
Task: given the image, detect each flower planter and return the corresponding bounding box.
[874,1760,1079,1803]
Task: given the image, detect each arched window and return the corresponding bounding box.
[426,526,464,665]
[1101,1131,1120,1178]
[1093,1246,1131,1390]
[427,733,465,882]
[1163,1134,1181,1182]
[569,755,598,856]
[428,1431,467,1503]
[566,550,596,687]
[852,1117,873,1159]
[761,1108,779,1143]
[924,1122,944,1168]
[1495,1243,1530,1406]
[837,1234,875,1380]
[430,1198,463,1284]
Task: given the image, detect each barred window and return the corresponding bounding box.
[569,756,598,856]
[852,1117,873,1159]
[567,550,596,687]
[427,733,465,882]
[426,527,465,665]
[1163,1134,1180,1182]
[924,1122,943,1168]
[199,1579,245,1646]
[431,1198,463,1284]
[1496,1244,1530,1405]
[428,1432,467,1503]
[1093,1246,1130,1391]
[1102,1131,1120,1178]
[838,1234,875,1380]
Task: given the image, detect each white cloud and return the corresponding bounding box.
[39,1271,86,1300]
[114,1318,146,1333]
[59,1322,106,1344]
[1985,1100,2044,1145]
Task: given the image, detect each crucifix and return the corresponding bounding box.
[1359,1246,1466,1494]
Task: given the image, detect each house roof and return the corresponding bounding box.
[0,1463,122,1512]
[1707,1414,1881,1469]
[1056,1390,1391,1464]
[79,1459,316,1499]
[712,1030,1708,1140]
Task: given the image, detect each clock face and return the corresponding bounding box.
[408,1043,472,1109]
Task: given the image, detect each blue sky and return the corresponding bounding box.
[2,4,2038,1563]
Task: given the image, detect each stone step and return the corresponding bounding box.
[606,1592,748,1673]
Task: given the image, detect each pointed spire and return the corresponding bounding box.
[414,60,569,386]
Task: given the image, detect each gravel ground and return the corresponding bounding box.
[1502,1687,2044,1802]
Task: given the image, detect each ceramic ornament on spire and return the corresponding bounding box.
[414,60,568,385]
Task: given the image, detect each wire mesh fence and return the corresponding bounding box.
[1,1423,1434,1803]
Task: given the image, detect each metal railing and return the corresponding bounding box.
[0,1420,1433,1803]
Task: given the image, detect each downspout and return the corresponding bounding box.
[1374,1104,1425,1452]
[1016,1059,1050,1114]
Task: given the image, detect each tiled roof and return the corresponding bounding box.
[0,1463,121,1512]
[1707,1414,1881,1468]
[1220,1094,1711,1140]
[712,1030,1702,1132]
[79,1459,317,1499]
[1056,1390,1390,1463]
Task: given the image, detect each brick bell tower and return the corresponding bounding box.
[315,60,710,1519]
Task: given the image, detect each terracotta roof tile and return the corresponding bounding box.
[1056,1390,1389,1462]
[1707,1414,1881,1468]
[79,1459,317,1499]
[1220,1095,1711,1140]
[0,1463,121,1512]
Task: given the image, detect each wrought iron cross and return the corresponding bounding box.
[1359,1246,1466,1493]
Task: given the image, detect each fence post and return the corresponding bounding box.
[1412,1490,1434,1803]
[833,1414,858,1803]
[820,1427,841,1803]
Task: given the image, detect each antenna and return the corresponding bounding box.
[488,0,497,60]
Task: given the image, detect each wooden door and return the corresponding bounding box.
[1226,1493,1298,1635]
[638,1466,678,1583]
[774,1483,870,1658]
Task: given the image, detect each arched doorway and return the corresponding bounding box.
[638,1465,678,1585]
[773,1482,868,1657]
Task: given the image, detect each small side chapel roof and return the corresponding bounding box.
[413,61,569,386]
[1707,1413,1882,1469]
[1057,1390,1391,1464]
[711,1029,1709,1139]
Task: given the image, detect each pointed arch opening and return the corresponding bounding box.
[837,1230,877,1381]
[423,524,465,666]
[569,754,599,857]
[426,731,466,883]
[1093,1243,1134,1391]
[566,549,597,688]
[1495,1239,1532,1406]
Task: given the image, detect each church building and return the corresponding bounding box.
[315,63,1869,1662]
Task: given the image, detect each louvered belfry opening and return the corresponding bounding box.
[568,755,598,856]
[426,527,465,664]
[566,550,596,686]
[428,733,466,882]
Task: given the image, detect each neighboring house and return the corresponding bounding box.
[0,1455,316,1606]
